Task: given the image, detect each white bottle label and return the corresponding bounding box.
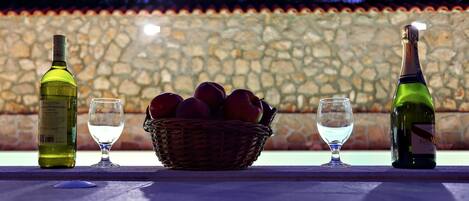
[39,99,68,144]
[411,123,436,154]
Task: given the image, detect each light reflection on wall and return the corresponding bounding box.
[143,24,160,36]
[411,21,427,31]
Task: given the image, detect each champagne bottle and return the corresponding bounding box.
[38,35,77,168]
[391,25,436,169]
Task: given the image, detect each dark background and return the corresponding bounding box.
[0,0,467,11]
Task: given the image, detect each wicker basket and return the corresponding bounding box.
[143,110,273,170]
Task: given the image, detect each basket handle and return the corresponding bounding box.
[143,106,152,132]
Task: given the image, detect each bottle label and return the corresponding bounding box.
[39,99,68,144]
[411,123,436,154]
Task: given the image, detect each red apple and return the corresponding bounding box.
[211,82,225,94]
[194,82,226,112]
[149,93,183,119]
[175,97,210,119]
[223,89,263,123]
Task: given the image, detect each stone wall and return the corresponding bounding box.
[1,113,468,150]
[0,11,467,113]
[0,11,468,150]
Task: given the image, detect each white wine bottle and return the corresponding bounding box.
[391,25,436,169]
[38,35,77,168]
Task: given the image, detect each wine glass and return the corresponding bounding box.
[317,98,354,167]
[88,98,124,168]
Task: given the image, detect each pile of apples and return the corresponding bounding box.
[148,82,276,126]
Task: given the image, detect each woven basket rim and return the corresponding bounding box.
[149,117,270,126]
[144,116,272,136]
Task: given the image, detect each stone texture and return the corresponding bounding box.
[0,12,466,123]
[136,71,151,85]
[271,60,295,73]
[3,112,467,150]
[11,41,30,58]
[174,76,194,94]
[261,73,274,88]
[97,63,112,75]
[12,84,34,95]
[104,43,122,62]
[113,63,131,75]
[320,84,337,94]
[312,43,331,58]
[235,59,249,75]
[263,26,280,42]
[141,87,161,99]
[298,81,318,95]
[77,64,96,81]
[116,33,131,48]
[19,59,35,70]
[119,80,140,96]
[374,27,399,46]
[430,48,456,62]
[18,71,36,83]
[247,74,260,92]
[93,76,111,90]
[303,31,322,43]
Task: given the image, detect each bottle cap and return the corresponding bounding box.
[53,35,66,61]
[401,25,419,42]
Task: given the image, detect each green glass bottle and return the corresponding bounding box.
[38,35,77,168]
[391,25,436,169]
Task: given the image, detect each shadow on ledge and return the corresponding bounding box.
[363,182,455,201]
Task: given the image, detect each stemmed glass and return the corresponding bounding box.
[317,98,354,168]
[88,98,124,168]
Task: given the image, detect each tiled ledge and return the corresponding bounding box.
[0,113,468,150]
[0,2,467,16]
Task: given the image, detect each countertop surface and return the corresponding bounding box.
[2,151,469,201]
[2,166,469,183]
[3,180,469,201]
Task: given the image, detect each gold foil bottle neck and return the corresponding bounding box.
[402,25,419,43]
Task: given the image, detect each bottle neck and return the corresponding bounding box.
[51,60,67,69]
[52,48,66,69]
[52,35,67,67]
[53,49,66,63]
[399,41,425,84]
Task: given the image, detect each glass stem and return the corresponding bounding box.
[100,143,111,162]
[330,144,342,162]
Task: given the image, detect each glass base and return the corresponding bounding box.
[91,160,119,168]
[321,160,350,168]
